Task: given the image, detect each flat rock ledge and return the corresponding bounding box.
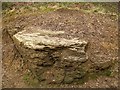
[12,28,89,84]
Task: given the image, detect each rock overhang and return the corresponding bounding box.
[13,28,87,50]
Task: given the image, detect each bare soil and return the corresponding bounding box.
[2,8,118,88]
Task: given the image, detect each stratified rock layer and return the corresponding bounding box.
[13,27,88,84]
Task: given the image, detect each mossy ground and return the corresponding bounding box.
[2,2,118,18]
[23,72,40,87]
[22,66,113,87]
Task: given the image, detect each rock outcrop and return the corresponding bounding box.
[12,27,88,84]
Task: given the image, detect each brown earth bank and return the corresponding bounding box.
[2,7,118,88]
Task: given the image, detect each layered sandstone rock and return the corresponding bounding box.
[12,27,88,84]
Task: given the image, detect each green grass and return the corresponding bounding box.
[92,2,118,14]
[2,2,118,14]
[2,2,14,10]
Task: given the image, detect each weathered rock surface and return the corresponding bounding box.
[12,27,88,84]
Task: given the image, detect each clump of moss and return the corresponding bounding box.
[74,67,112,85]
[97,69,112,76]
[23,72,39,87]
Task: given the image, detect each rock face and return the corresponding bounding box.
[13,27,88,84]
